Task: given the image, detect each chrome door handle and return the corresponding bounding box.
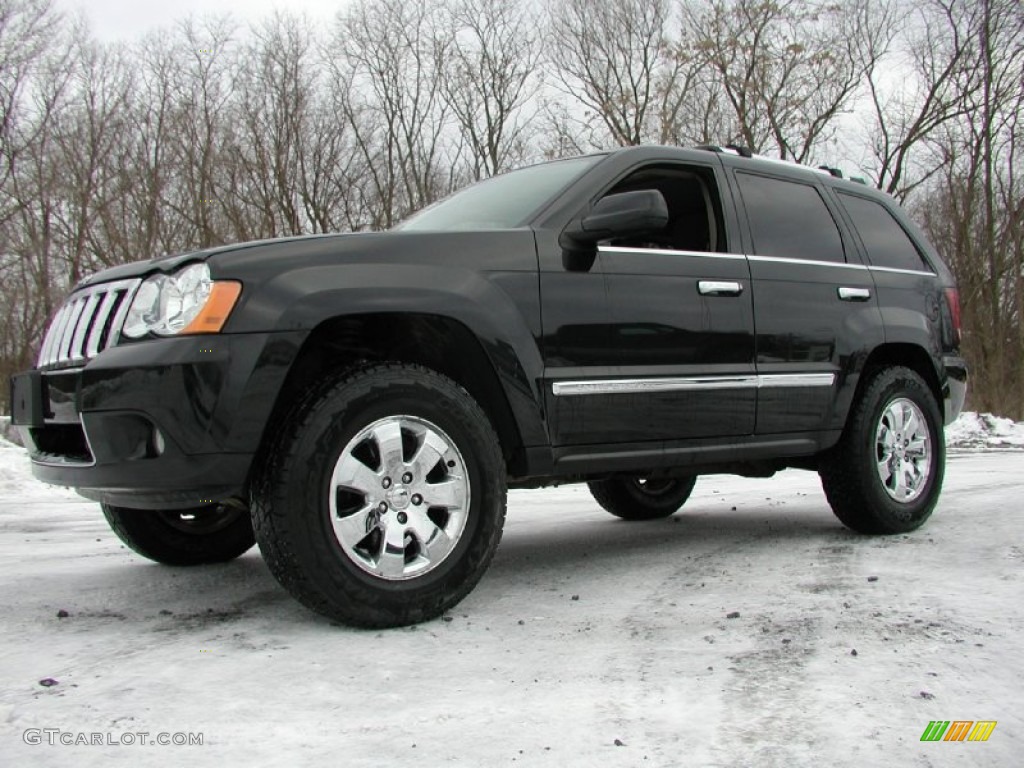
[838,286,871,301]
[698,280,743,296]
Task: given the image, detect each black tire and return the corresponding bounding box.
[588,475,697,520]
[101,503,255,565]
[250,362,507,628]
[820,366,945,534]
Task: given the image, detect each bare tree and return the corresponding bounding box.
[231,13,362,237]
[861,0,983,198]
[164,15,239,248]
[918,0,1024,417]
[49,28,134,281]
[546,0,672,148]
[441,0,540,179]
[231,12,317,238]
[682,0,892,162]
[0,0,71,389]
[0,0,62,228]
[112,31,183,259]
[333,0,452,228]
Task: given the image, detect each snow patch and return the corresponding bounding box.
[0,435,82,505]
[946,411,1024,452]
[0,415,22,446]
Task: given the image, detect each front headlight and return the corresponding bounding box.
[122,263,241,339]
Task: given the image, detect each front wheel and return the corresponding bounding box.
[101,503,255,565]
[588,475,697,520]
[250,363,507,628]
[820,366,944,534]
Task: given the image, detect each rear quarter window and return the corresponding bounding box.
[837,192,932,272]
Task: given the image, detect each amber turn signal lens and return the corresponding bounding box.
[182,281,242,334]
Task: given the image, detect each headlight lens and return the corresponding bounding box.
[122,263,239,338]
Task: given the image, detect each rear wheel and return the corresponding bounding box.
[101,503,255,565]
[588,475,697,520]
[820,366,944,534]
[250,362,506,628]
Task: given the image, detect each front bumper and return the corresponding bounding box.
[10,331,303,509]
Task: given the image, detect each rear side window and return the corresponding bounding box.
[838,192,931,272]
[736,172,845,262]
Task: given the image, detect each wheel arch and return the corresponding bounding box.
[829,342,944,452]
[859,343,943,412]
[257,312,533,477]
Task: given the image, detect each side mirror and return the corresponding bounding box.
[561,190,669,248]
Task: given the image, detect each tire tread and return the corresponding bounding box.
[250,361,506,627]
[101,504,254,566]
[820,366,944,535]
[588,476,697,521]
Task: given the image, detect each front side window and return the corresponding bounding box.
[838,192,931,272]
[736,172,845,262]
[397,156,602,232]
[600,164,727,253]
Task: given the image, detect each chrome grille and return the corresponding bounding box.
[37,279,141,369]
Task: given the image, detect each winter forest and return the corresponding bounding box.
[1,0,1021,417]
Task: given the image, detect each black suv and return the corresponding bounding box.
[10,145,967,627]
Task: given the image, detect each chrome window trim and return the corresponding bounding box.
[552,373,836,396]
[598,246,747,261]
[868,265,937,277]
[748,254,863,271]
[598,246,937,277]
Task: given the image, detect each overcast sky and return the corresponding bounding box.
[57,0,347,40]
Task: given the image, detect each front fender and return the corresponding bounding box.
[229,263,549,449]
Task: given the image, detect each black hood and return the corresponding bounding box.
[74,233,361,289]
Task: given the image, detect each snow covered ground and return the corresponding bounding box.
[0,417,1021,767]
[946,412,1024,452]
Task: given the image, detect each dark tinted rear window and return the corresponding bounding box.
[838,192,930,272]
[736,172,845,262]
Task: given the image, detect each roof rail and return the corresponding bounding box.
[694,144,753,158]
[694,144,832,177]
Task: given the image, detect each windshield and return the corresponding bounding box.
[396,156,602,231]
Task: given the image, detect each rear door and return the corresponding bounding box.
[728,168,884,435]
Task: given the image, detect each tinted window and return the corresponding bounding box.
[603,165,726,252]
[397,156,601,231]
[838,192,930,272]
[736,172,844,262]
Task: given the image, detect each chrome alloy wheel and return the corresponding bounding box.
[875,397,932,503]
[328,415,470,580]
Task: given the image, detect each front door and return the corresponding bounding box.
[544,161,756,446]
